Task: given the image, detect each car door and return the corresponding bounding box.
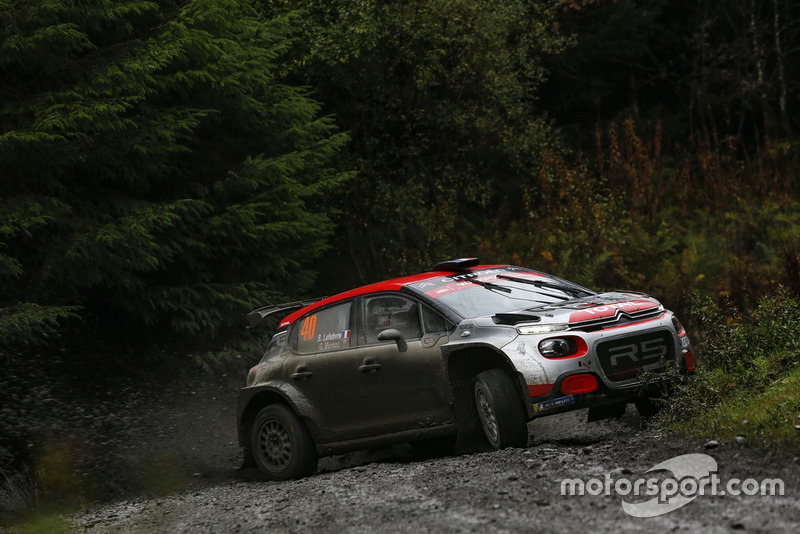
[355,293,454,435]
[282,300,373,442]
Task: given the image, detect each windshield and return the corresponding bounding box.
[408,267,595,319]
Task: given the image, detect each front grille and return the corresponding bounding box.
[573,307,663,332]
[596,330,674,382]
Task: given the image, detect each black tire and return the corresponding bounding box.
[250,404,318,480]
[474,369,528,449]
[634,396,662,418]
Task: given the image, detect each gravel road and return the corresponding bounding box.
[60,380,799,534]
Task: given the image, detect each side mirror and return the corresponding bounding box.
[377,329,408,353]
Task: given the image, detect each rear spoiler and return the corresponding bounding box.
[246,298,326,328]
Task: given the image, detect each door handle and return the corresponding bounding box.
[291,367,313,380]
[359,360,382,373]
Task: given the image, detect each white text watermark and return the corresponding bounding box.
[560,454,784,517]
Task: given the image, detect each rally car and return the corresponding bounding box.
[238,258,694,480]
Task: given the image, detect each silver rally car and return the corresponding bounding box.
[239,258,695,480]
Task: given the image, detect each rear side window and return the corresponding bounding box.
[291,301,352,354]
[259,333,286,363]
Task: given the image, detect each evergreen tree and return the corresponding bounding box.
[264,0,567,284]
[0,0,348,347]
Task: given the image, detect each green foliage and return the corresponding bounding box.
[663,288,800,449]
[0,304,80,347]
[688,288,800,372]
[477,117,800,321]
[547,0,681,143]
[1,450,39,520]
[265,0,567,282]
[548,0,800,152]
[10,515,76,534]
[0,0,349,346]
[477,149,626,288]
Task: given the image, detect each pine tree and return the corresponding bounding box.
[264,0,567,282]
[0,0,349,347]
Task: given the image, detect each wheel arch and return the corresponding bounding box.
[237,385,315,449]
[443,344,533,444]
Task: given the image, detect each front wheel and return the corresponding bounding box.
[634,396,662,418]
[634,382,674,418]
[474,369,528,449]
[250,404,318,480]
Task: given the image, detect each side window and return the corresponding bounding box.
[292,301,352,354]
[421,306,450,334]
[363,295,422,343]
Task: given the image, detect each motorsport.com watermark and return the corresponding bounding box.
[560,454,785,518]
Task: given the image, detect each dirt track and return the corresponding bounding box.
[60,379,800,534]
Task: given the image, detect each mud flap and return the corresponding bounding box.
[587,401,626,422]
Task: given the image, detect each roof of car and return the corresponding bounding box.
[277,264,503,330]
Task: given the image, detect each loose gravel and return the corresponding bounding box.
[3,355,799,533]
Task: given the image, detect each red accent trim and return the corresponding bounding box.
[569,299,659,323]
[278,264,509,328]
[246,365,258,387]
[673,316,687,336]
[684,352,696,372]
[587,312,668,332]
[279,272,445,328]
[528,384,554,397]
[561,374,598,395]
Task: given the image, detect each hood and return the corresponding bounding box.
[492,292,663,330]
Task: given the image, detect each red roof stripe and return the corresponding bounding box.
[278,265,507,329]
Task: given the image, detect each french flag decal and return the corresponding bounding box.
[341,330,351,339]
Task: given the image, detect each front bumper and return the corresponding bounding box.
[527,370,677,417]
[500,313,693,418]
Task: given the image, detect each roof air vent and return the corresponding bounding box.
[431,257,480,272]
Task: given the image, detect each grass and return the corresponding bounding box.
[0,448,86,533]
[667,359,800,448]
[0,464,40,518]
[661,289,800,450]
[7,515,76,534]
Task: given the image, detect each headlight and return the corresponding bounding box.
[537,335,589,359]
[516,324,569,335]
[539,338,577,358]
[671,316,686,335]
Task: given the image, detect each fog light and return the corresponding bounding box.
[561,374,598,395]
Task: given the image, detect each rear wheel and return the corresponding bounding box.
[251,404,318,480]
[474,369,528,449]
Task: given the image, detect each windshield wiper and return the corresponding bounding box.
[451,274,556,305]
[496,275,586,299]
[464,277,512,293]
